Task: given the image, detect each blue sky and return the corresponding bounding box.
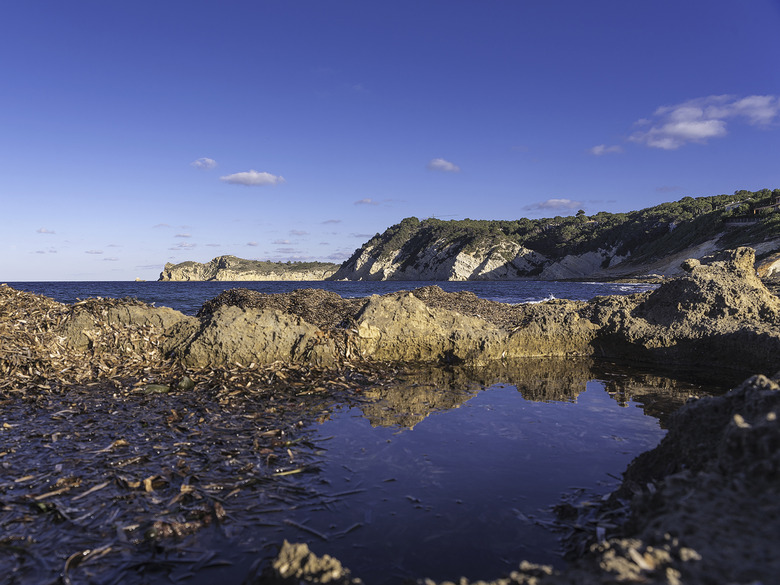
[2,1,779,280]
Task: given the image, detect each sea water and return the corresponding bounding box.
[5,279,657,314]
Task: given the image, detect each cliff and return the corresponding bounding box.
[331,189,780,281]
[158,255,339,281]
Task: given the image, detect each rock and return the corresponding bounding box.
[57,300,194,354]
[170,305,336,368]
[330,239,549,281]
[592,247,780,372]
[177,376,196,390]
[263,541,361,584]
[756,251,780,278]
[537,248,625,280]
[166,248,779,372]
[594,373,780,585]
[159,255,339,281]
[351,292,505,364]
[198,287,365,329]
[680,258,700,272]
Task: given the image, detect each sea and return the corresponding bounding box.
[5,279,658,314]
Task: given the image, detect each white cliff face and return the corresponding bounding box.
[450,242,548,280]
[332,240,552,281]
[159,256,338,281]
[334,247,395,280]
[537,248,625,280]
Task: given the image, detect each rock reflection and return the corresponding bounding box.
[358,357,724,429]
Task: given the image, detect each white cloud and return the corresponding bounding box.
[427,158,460,172]
[85,249,104,255]
[630,94,780,150]
[272,239,291,245]
[220,170,285,186]
[326,251,351,262]
[246,241,259,247]
[191,157,217,170]
[322,219,341,224]
[37,228,55,234]
[523,198,583,212]
[355,198,379,205]
[589,144,623,156]
[175,233,191,238]
[275,247,302,255]
[103,257,119,262]
[289,230,309,236]
[169,242,196,251]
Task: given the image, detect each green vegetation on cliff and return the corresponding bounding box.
[159,256,340,281]
[357,189,780,266]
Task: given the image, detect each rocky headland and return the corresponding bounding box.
[2,246,779,584]
[159,255,339,281]
[330,190,780,281]
[159,191,780,283]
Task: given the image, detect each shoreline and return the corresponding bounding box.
[1,247,779,583]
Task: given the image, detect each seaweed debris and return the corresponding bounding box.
[0,360,398,584]
[0,284,401,583]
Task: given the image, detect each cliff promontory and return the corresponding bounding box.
[331,189,780,281]
[158,255,339,281]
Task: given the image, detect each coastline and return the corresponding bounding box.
[1,247,779,584]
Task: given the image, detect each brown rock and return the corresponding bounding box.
[351,292,504,364]
[170,305,336,368]
[263,540,361,584]
[593,247,780,372]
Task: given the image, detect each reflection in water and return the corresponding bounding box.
[360,358,719,430]
[258,358,726,585]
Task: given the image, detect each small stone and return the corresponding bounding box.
[144,384,170,394]
[177,376,196,390]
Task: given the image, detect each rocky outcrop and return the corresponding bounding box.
[0,286,194,386]
[158,247,780,374]
[591,247,780,372]
[4,248,778,387]
[159,255,339,281]
[169,305,336,369]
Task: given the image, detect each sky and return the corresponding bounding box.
[2,1,780,281]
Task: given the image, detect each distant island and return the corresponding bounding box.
[159,256,339,281]
[160,189,780,282]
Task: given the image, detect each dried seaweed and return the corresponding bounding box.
[0,284,401,583]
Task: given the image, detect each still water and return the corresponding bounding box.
[202,360,731,585]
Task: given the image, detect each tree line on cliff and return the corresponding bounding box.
[349,188,780,266]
